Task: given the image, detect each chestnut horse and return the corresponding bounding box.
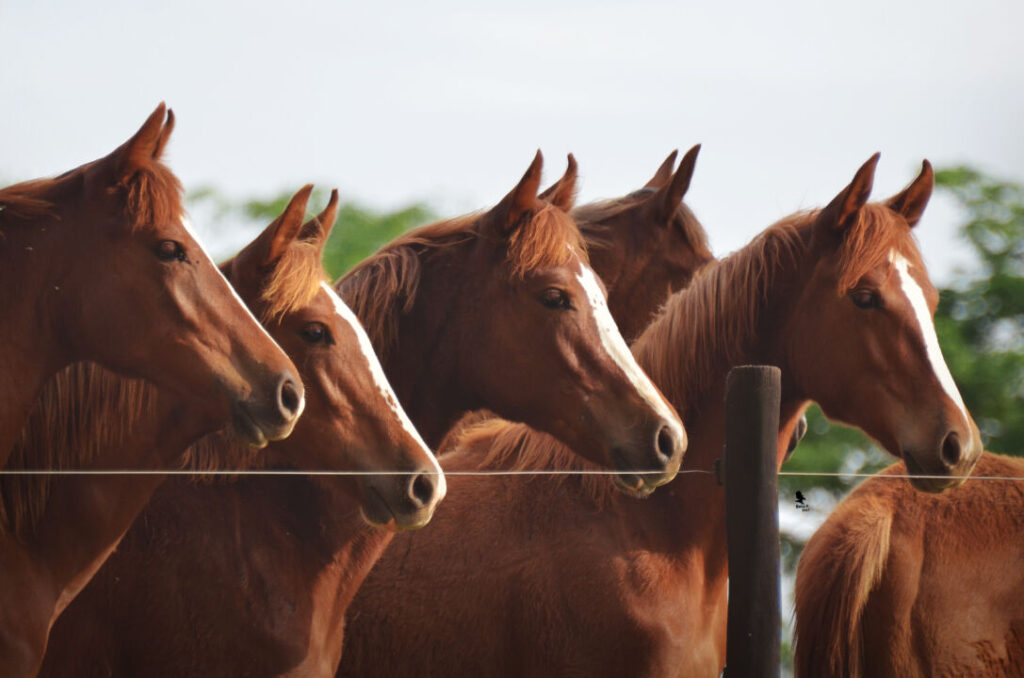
[37,187,446,677]
[552,145,712,342]
[338,156,983,677]
[337,151,684,494]
[0,183,335,676]
[0,103,303,462]
[36,152,697,676]
[794,452,1024,677]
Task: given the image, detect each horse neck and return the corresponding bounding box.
[381,255,476,447]
[631,234,812,563]
[0,221,73,461]
[14,388,210,622]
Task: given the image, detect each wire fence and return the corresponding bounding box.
[1,468,1023,482]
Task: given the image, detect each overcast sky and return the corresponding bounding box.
[3,0,1022,280]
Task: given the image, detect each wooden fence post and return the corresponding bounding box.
[723,365,781,678]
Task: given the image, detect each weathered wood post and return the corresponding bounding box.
[723,365,781,678]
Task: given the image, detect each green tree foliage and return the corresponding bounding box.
[932,167,1024,456]
[190,186,436,279]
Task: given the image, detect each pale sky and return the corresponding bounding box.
[3,0,1023,280]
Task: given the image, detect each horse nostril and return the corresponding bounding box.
[278,378,302,419]
[408,472,436,509]
[655,425,676,467]
[941,431,962,468]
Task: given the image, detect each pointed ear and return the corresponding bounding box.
[237,185,314,270]
[643,150,678,189]
[538,154,577,211]
[112,103,172,180]
[491,150,543,236]
[647,144,700,224]
[886,160,933,228]
[299,188,340,246]
[817,153,879,233]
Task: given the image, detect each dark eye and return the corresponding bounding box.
[155,240,187,262]
[300,322,332,344]
[538,288,572,310]
[850,289,882,310]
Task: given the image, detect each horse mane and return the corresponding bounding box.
[441,415,620,508]
[338,203,586,361]
[574,189,712,263]
[0,179,57,220]
[0,153,184,232]
[0,364,157,538]
[793,483,895,678]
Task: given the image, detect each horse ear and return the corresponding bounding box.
[112,103,172,180]
[885,160,933,228]
[237,185,314,270]
[299,188,340,246]
[817,153,879,233]
[538,154,578,211]
[491,150,544,236]
[643,150,679,189]
[647,144,700,224]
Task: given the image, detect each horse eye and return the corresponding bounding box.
[538,288,572,310]
[155,240,186,262]
[301,322,331,344]
[850,289,881,310]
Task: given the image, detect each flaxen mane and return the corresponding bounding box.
[446,204,919,503]
[1,364,156,538]
[338,203,585,361]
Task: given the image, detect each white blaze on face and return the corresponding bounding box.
[889,251,970,429]
[321,283,446,499]
[180,216,306,418]
[573,261,686,448]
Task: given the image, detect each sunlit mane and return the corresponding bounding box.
[258,239,326,323]
[0,364,157,538]
[120,161,185,232]
[442,415,620,508]
[338,203,586,361]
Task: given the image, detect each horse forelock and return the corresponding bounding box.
[119,160,185,232]
[0,363,157,538]
[258,240,327,323]
[834,203,920,294]
[505,203,587,278]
